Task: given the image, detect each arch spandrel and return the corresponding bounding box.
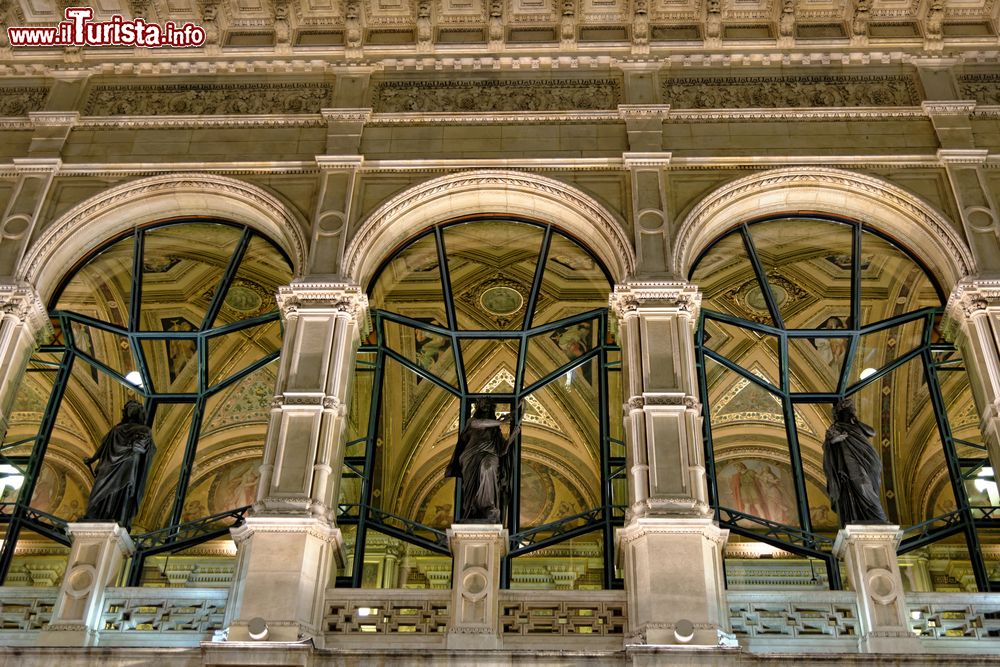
[344,170,635,287]
[18,173,308,304]
[674,167,974,292]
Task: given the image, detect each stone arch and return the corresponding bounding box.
[673,167,973,291]
[18,173,308,304]
[343,170,635,287]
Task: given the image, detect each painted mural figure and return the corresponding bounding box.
[82,400,157,529]
[446,398,519,523]
[822,397,889,526]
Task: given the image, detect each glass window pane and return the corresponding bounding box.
[133,538,237,588]
[133,401,196,533]
[861,231,941,326]
[725,537,830,590]
[5,526,70,587]
[524,319,598,390]
[520,357,602,530]
[460,339,519,394]
[55,234,134,328]
[373,358,458,531]
[691,231,770,324]
[788,336,849,394]
[207,320,281,389]
[444,221,543,330]
[70,321,138,383]
[748,219,853,330]
[849,356,953,528]
[532,231,609,328]
[346,352,377,455]
[704,317,780,382]
[139,223,242,332]
[2,355,61,454]
[369,232,449,326]
[849,319,925,388]
[510,530,604,591]
[383,319,457,389]
[212,235,292,327]
[793,402,840,536]
[141,335,199,395]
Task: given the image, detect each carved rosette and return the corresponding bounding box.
[0,283,52,342]
[276,283,370,331]
[609,282,701,322]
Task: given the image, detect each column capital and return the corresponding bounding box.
[0,282,51,341]
[945,277,1000,327]
[276,281,369,324]
[610,281,700,321]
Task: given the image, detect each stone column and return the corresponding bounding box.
[611,282,733,648]
[225,282,367,646]
[446,524,507,650]
[41,523,134,646]
[0,284,50,441]
[946,280,1000,474]
[833,525,919,653]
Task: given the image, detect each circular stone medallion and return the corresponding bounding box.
[479,286,523,316]
[224,285,264,313]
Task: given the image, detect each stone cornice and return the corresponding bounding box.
[11,157,61,174]
[622,152,671,169]
[77,114,327,129]
[276,282,370,327]
[616,517,728,547]
[937,148,990,165]
[315,155,365,171]
[320,108,373,123]
[921,100,977,116]
[0,283,52,342]
[609,282,700,321]
[27,111,80,127]
[944,278,1000,330]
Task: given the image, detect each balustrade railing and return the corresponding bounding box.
[907,592,1000,642]
[98,587,228,645]
[0,587,56,636]
[728,590,860,652]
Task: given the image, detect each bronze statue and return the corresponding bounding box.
[82,400,156,529]
[822,397,888,527]
[446,399,519,524]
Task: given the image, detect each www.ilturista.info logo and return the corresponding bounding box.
[8,8,206,48]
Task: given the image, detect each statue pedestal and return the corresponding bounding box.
[41,522,134,646]
[446,524,507,650]
[833,524,920,653]
[617,517,734,647]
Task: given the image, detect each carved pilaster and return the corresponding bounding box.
[41,523,134,646]
[834,525,920,653]
[0,283,50,441]
[938,149,1000,275]
[621,151,672,276]
[226,517,344,646]
[258,282,367,517]
[944,278,1000,475]
[447,524,507,649]
[611,282,707,521]
[0,158,60,278]
[307,155,365,276]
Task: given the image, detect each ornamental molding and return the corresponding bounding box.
[77,114,327,129]
[673,166,974,285]
[617,518,728,547]
[609,282,700,320]
[82,81,336,116]
[369,109,620,124]
[944,278,1000,325]
[666,106,927,121]
[320,108,374,123]
[27,111,80,127]
[12,157,61,174]
[921,100,977,116]
[622,151,671,169]
[370,76,622,113]
[937,148,990,165]
[617,104,670,120]
[0,283,51,340]
[345,169,634,283]
[661,73,921,109]
[19,173,308,292]
[639,393,700,411]
[276,283,369,322]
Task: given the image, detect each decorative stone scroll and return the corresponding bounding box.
[82,81,335,116]
[958,74,1000,106]
[662,74,920,109]
[371,78,622,113]
[0,86,50,117]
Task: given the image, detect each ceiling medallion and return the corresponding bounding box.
[479,285,524,316]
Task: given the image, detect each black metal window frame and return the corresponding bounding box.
[338,216,625,589]
[691,214,999,591]
[0,218,291,585]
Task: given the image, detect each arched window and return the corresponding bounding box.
[0,220,292,586]
[691,216,997,591]
[340,218,624,589]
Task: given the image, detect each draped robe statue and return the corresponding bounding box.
[446,399,518,524]
[822,397,888,527]
[82,400,157,529]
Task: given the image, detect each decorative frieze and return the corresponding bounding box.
[661,73,920,109]
[0,86,50,117]
[609,282,701,321]
[370,77,622,113]
[82,81,335,116]
[958,74,1000,105]
[276,283,369,325]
